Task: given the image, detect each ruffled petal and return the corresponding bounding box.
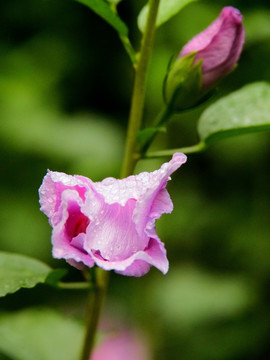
[89,236,168,277]
[39,170,90,226]
[51,189,94,268]
[134,153,187,237]
[83,199,148,261]
[39,153,187,276]
[150,188,173,218]
[94,153,186,207]
[116,261,151,277]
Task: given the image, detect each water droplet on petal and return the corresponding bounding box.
[102,177,115,186]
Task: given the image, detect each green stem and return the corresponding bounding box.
[80,269,109,360]
[57,281,92,290]
[79,1,161,359]
[120,0,161,177]
[153,105,172,127]
[145,141,206,158]
[119,35,137,66]
[140,105,172,154]
[110,3,137,66]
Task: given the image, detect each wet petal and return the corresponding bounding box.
[51,189,94,267]
[39,171,90,226]
[84,199,148,261]
[39,153,187,276]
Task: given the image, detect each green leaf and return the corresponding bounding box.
[74,0,128,36]
[0,308,83,360]
[138,0,198,32]
[0,252,51,297]
[198,82,270,145]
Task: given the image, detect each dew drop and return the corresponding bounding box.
[102,177,115,186]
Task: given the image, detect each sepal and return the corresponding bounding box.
[164,52,214,112]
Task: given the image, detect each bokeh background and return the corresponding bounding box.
[0,0,270,359]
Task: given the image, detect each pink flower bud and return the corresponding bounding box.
[180,7,245,88]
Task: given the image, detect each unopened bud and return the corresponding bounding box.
[164,7,245,111]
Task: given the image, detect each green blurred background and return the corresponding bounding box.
[0,0,270,359]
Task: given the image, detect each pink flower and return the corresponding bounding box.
[180,6,245,88]
[91,330,151,360]
[39,153,187,277]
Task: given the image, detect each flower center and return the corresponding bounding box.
[65,210,90,239]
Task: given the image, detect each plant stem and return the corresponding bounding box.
[153,105,172,127]
[119,35,137,67]
[80,1,161,359]
[110,3,137,66]
[57,281,92,290]
[145,141,206,158]
[120,0,160,177]
[80,268,109,360]
[139,105,172,154]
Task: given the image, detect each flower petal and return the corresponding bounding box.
[89,236,168,277]
[180,7,224,56]
[94,154,186,209]
[51,189,94,268]
[197,8,244,71]
[180,7,245,88]
[39,170,90,226]
[39,153,187,276]
[84,199,148,261]
[134,152,187,237]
